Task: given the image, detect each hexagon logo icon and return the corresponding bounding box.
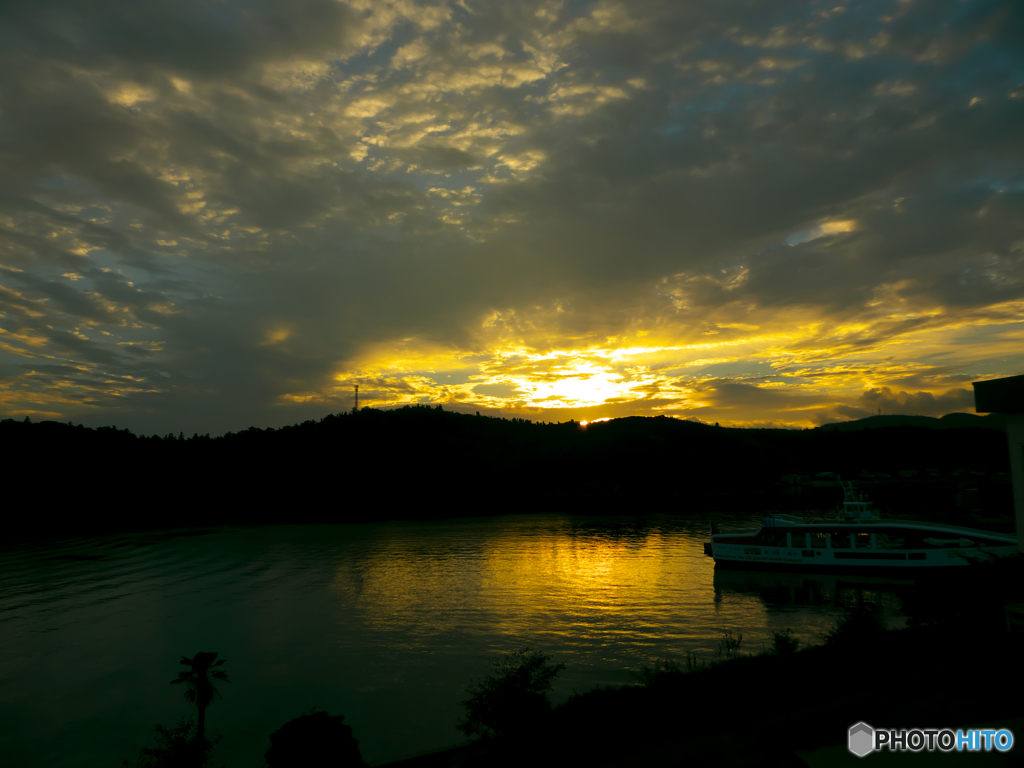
[849,722,874,757]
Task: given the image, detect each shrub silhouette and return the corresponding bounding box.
[715,631,743,662]
[630,658,682,688]
[768,629,800,657]
[265,710,366,767]
[122,717,218,768]
[820,609,885,646]
[458,648,565,741]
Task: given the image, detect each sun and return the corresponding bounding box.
[507,359,638,408]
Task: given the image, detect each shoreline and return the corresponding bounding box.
[376,582,1023,768]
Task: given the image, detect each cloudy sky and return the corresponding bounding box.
[1,0,1022,435]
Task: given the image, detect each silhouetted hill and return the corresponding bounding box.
[816,412,1006,431]
[1,407,1012,540]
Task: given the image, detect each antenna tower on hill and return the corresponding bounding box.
[354,384,359,413]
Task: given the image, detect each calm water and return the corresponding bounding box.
[0,514,911,767]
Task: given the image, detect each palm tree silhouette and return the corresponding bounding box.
[170,652,230,744]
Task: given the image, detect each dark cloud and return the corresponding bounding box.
[0,268,122,323]
[857,386,976,417]
[0,0,356,77]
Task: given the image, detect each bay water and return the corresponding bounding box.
[0,514,909,767]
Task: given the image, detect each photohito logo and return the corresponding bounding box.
[848,722,1014,757]
[849,723,874,757]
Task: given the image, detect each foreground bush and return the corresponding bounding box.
[122,717,219,768]
[458,648,565,741]
[265,710,366,768]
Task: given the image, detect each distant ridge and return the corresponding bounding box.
[816,412,1006,432]
[2,406,1014,541]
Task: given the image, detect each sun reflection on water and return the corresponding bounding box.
[329,517,741,659]
[328,514,909,667]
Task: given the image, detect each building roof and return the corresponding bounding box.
[973,374,1024,414]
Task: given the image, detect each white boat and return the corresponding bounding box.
[703,480,1017,571]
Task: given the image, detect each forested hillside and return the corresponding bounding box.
[3,407,1012,539]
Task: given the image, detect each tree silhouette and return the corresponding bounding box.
[122,717,219,768]
[170,652,230,744]
[265,710,366,767]
[458,648,564,740]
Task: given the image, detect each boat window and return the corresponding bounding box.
[875,534,905,549]
[893,530,926,549]
[854,533,872,549]
[923,536,975,548]
[756,530,779,546]
[789,532,807,549]
[829,532,851,549]
[809,532,827,548]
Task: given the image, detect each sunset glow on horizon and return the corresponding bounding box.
[1,0,1022,434]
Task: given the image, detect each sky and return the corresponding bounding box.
[1,0,1022,435]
